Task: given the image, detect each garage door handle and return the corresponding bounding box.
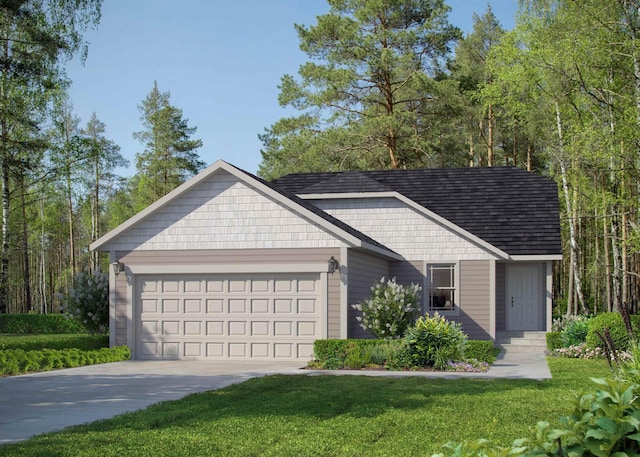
[511,297,514,308]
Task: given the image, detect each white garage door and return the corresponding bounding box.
[135,273,322,360]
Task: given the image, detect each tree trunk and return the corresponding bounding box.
[556,101,586,313]
[19,173,31,312]
[487,103,494,166]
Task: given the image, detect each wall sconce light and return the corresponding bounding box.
[327,256,339,275]
[111,260,124,276]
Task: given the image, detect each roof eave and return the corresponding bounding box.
[509,254,563,261]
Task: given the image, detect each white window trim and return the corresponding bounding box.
[425,261,460,317]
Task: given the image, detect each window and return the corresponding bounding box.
[427,263,456,312]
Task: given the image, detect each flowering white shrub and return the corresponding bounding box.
[551,342,605,359]
[60,270,109,335]
[551,313,590,332]
[351,277,421,339]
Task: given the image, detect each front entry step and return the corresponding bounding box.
[495,331,547,353]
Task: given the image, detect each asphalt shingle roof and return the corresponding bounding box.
[227,164,398,255]
[271,167,562,257]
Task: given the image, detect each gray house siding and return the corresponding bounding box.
[114,274,127,346]
[496,262,506,332]
[458,260,492,340]
[346,249,390,338]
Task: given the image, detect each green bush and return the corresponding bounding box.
[585,312,640,351]
[561,316,590,347]
[313,339,351,362]
[546,331,563,351]
[464,340,496,364]
[0,314,86,334]
[402,313,466,370]
[351,277,421,339]
[0,346,130,376]
[60,269,109,334]
[436,378,640,456]
[312,339,403,369]
[0,334,108,351]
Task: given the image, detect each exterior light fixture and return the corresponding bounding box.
[111,260,124,276]
[327,256,339,275]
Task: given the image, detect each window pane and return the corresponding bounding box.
[430,290,454,310]
[428,264,455,311]
[430,266,453,288]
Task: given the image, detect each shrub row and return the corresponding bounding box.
[0,314,86,334]
[0,346,130,376]
[546,331,563,351]
[312,339,403,369]
[312,337,496,370]
[0,334,109,351]
[585,312,640,350]
[548,312,640,355]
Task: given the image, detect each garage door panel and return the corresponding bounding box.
[162,321,179,335]
[141,280,158,293]
[251,321,269,335]
[274,279,292,292]
[163,299,180,313]
[136,273,322,360]
[184,299,202,313]
[229,280,247,292]
[298,279,316,292]
[251,280,269,293]
[141,299,158,313]
[207,299,223,313]
[207,280,224,293]
[298,321,316,336]
[251,299,269,313]
[140,321,158,336]
[229,299,246,313]
[185,280,202,293]
[162,342,179,357]
[298,299,316,314]
[207,321,224,335]
[162,280,180,293]
[184,321,202,335]
[274,299,292,313]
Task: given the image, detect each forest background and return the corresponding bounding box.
[1,0,633,319]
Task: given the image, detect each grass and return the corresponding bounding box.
[0,334,108,351]
[0,357,611,457]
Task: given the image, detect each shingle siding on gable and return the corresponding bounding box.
[103,171,343,251]
[313,198,497,261]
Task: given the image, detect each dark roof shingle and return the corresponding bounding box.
[272,167,562,256]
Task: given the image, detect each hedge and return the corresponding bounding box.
[0,314,86,334]
[546,331,563,351]
[312,338,496,370]
[464,340,496,363]
[0,346,131,376]
[0,334,108,351]
[585,312,640,351]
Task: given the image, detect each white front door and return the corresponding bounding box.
[506,264,542,331]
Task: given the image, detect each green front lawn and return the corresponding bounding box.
[0,358,611,456]
[0,334,108,351]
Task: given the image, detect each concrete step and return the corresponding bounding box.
[495,331,547,353]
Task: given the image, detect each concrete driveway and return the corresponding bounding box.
[0,360,304,444]
[0,350,550,445]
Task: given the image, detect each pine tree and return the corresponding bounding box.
[132,81,204,210]
[258,0,461,179]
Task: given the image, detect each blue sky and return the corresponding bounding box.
[65,1,519,176]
